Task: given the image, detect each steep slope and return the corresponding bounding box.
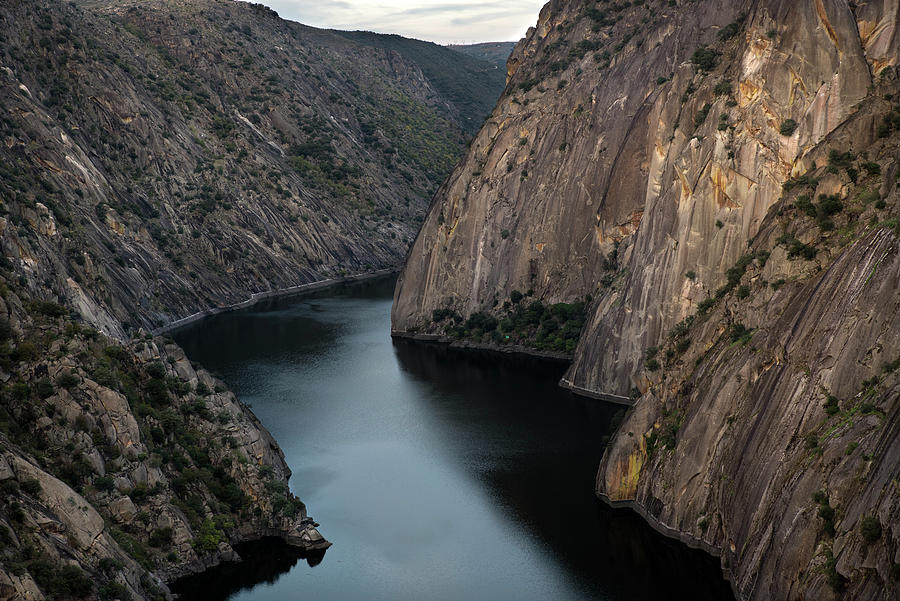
[0,0,502,336]
[0,1,507,599]
[332,31,509,133]
[448,42,517,73]
[0,273,327,601]
[393,0,900,599]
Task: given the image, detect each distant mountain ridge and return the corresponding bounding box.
[448,42,517,73]
[333,31,510,133]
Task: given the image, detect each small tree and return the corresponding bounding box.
[780,119,798,136]
[861,516,882,544]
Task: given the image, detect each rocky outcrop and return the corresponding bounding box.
[0,283,327,600]
[393,0,900,599]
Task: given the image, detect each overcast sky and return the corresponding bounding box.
[250,1,546,44]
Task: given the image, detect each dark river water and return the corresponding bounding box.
[171,276,734,601]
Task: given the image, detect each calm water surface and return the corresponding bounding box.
[172,277,733,601]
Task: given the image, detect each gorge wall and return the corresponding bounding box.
[393,0,900,598]
[0,1,507,599]
[0,0,502,336]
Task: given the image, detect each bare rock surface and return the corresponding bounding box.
[394,1,900,599]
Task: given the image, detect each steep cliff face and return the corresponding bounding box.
[0,0,502,335]
[394,0,900,599]
[392,0,897,392]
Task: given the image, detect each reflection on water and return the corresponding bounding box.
[171,276,734,601]
[172,539,324,599]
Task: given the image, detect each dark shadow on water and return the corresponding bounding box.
[171,278,734,601]
[391,340,734,601]
[170,539,325,600]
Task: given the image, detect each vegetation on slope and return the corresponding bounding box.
[0,267,319,599]
[333,31,509,133]
[0,0,490,333]
[447,42,517,72]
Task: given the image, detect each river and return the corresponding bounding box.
[170,276,733,601]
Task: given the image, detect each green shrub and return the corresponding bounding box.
[845,441,859,455]
[193,520,222,553]
[828,149,855,170]
[861,516,882,543]
[56,371,80,389]
[697,297,716,314]
[145,378,170,406]
[99,581,131,601]
[861,161,881,176]
[31,301,67,318]
[818,503,836,536]
[824,550,844,592]
[685,270,696,280]
[35,378,54,399]
[28,560,93,599]
[145,362,166,379]
[695,103,712,127]
[690,46,720,71]
[717,15,745,41]
[149,527,173,548]
[11,382,30,400]
[818,194,843,217]
[779,119,798,136]
[21,479,42,496]
[823,395,840,416]
[713,80,732,96]
[94,476,115,492]
[795,195,815,217]
[730,324,752,345]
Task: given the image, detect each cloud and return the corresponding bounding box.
[248,0,546,44]
[394,3,490,16]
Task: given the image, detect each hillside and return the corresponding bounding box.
[0,1,506,598]
[448,42,517,72]
[0,268,329,601]
[0,0,504,337]
[333,31,509,133]
[393,1,900,599]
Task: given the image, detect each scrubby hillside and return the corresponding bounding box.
[0,0,504,335]
[333,31,510,133]
[0,272,327,600]
[448,42,517,72]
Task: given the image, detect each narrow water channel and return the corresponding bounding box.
[171,276,734,601]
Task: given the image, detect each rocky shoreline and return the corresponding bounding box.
[158,269,399,336]
[391,331,573,363]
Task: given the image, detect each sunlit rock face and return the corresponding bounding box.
[394,1,900,599]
